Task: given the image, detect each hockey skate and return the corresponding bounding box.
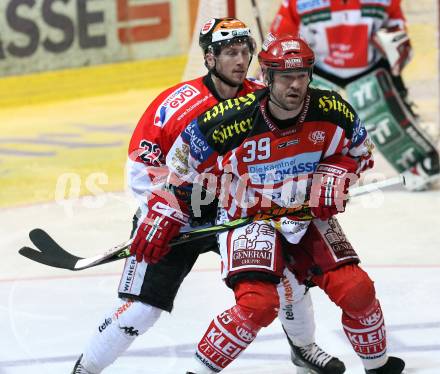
[290,343,346,374]
[365,356,405,374]
[71,354,92,374]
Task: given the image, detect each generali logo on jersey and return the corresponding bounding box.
[154,84,200,127]
[308,130,325,144]
[231,223,274,269]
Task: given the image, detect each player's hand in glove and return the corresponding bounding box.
[372,26,412,76]
[131,191,189,263]
[309,155,359,220]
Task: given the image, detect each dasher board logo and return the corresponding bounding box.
[154,84,201,127]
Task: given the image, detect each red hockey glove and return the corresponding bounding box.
[309,155,359,220]
[131,192,189,263]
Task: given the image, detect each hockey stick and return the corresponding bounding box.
[18,175,405,271]
[19,205,312,271]
[250,0,265,43]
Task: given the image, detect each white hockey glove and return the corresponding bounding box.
[372,27,412,76]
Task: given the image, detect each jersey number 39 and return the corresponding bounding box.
[242,137,271,162]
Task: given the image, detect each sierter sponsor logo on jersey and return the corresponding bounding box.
[212,117,253,144]
[308,130,325,144]
[203,93,256,123]
[154,84,201,128]
[318,94,355,122]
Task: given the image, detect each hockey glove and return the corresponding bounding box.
[131,191,189,263]
[309,155,359,220]
[372,27,412,76]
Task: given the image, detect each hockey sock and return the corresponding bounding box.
[189,280,279,372]
[342,300,388,370]
[79,298,162,373]
[277,270,316,346]
[192,306,260,372]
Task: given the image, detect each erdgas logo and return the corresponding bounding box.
[212,118,253,144]
[318,94,355,122]
[203,93,256,122]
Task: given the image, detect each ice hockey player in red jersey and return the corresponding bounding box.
[72,18,344,374]
[270,0,439,191]
[135,34,406,373]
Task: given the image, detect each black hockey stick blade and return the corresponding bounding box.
[19,229,83,270]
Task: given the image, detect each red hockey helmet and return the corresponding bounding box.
[258,34,314,72]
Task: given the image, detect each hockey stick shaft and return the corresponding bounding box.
[19,175,404,270]
[250,0,265,43]
[349,174,405,197]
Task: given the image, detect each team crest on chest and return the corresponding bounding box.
[308,130,325,144]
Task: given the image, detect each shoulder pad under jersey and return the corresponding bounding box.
[196,89,264,153]
[310,88,357,139]
[151,77,206,129]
